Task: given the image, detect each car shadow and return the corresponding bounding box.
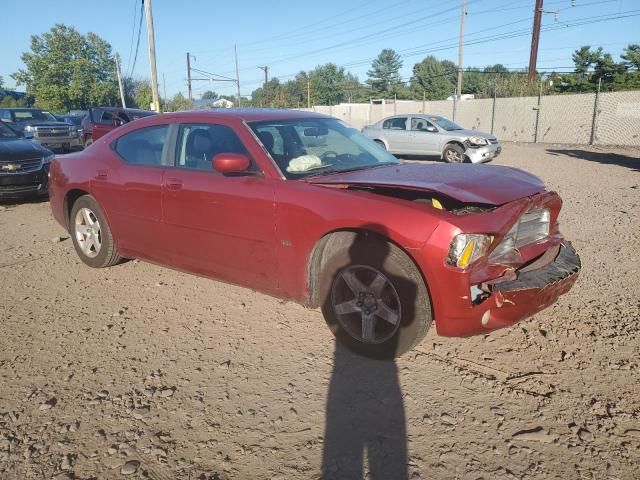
[321,227,417,479]
[0,196,49,207]
[546,148,640,173]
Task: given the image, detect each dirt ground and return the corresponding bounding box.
[1,143,639,480]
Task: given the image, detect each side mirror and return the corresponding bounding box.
[112,118,125,127]
[213,153,251,174]
[425,125,437,133]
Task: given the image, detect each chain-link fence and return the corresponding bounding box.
[301,89,640,147]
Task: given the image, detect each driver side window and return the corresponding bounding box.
[410,118,436,132]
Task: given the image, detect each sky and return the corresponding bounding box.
[1,0,638,100]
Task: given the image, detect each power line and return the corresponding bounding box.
[125,0,139,73]
[128,0,144,77]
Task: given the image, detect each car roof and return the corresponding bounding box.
[157,108,332,123]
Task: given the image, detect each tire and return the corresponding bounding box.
[84,136,93,148]
[319,232,432,359]
[374,139,387,150]
[69,195,121,268]
[443,143,466,163]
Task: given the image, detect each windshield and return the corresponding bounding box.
[0,122,18,138]
[13,110,58,122]
[431,116,463,131]
[249,118,399,179]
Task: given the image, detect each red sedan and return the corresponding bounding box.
[48,109,580,358]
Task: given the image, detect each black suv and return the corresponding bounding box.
[0,107,83,152]
[0,121,54,200]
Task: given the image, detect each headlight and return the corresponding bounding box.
[25,125,35,132]
[43,154,55,164]
[70,129,78,137]
[447,233,493,269]
[468,136,488,146]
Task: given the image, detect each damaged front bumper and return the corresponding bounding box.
[432,242,580,336]
[466,143,501,163]
[480,242,580,330]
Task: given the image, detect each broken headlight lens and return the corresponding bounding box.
[468,136,488,146]
[447,234,493,269]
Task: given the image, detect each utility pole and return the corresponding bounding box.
[456,0,467,99]
[258,66,269,107]
[186,52,193,102]
[143,0,160,112]
[115,53,126,108]
[307,77,311,108]
[234,45,241,107]
[162,72,167,109]
[528,0,544,82]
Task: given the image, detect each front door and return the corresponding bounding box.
[161,122,278,292]
[408,117,441,155]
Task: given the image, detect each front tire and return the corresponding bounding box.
[443,143,466,163]
[319,232,432,359]
[70,195,121,268]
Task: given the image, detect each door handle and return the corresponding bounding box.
[166,178,183,191]
[95,169,108,180]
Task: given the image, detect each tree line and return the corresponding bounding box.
[3,24,640,112]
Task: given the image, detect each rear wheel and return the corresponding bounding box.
[319,233,432,359]
[70,195,121,268]
[443,143,466,163]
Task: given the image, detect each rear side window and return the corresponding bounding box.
[174,123,248,171]
[382,117,407,130]
[114,125,168,166]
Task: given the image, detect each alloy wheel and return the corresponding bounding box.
[331,265,401,344]
[74,207,102,258]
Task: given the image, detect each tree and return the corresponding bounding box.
[201,90,218,100]
[621,44,640,71]
[12,24,118,112]
[366,49,403,96]
[411,56,455,100]
[165,92,192,112]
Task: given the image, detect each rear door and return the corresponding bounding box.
[90,108,115,140]
[381,117,410,153]
[91,124,170,260]
[161,121,278,292]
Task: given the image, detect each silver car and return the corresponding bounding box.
[362,114,501,163]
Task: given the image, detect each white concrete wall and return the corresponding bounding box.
[298,90,640,146]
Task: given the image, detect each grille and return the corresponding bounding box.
[515,208,550,248]
[35,126,71,138]
[0,158,42,174]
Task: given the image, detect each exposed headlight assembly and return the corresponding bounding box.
[468,136,488,146]
[447,234,493,269]
[43,154,55,164]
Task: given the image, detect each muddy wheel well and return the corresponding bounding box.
[64,189,89,230]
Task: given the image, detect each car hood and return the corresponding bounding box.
[306,163,545,205]
[0,138,51,161]
[448,128,494,139]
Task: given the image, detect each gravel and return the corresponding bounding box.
[0,143,638,479]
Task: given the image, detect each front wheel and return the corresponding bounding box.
[70,195,121,268]
[443,143,466,163]
[319,232,432,359]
